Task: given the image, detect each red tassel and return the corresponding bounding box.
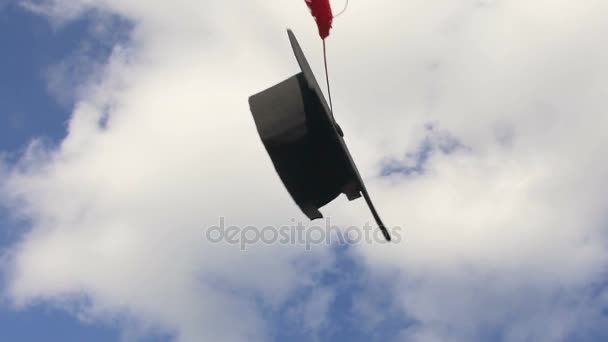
[304,0,333,39]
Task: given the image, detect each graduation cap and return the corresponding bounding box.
[249,30,391,241]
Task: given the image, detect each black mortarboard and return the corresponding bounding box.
[248,30,391,241]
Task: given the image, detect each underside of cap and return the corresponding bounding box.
[248,30,392,241]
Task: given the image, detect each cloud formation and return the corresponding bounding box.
[2,1,608,341]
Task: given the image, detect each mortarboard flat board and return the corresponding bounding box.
[248,29,391,241]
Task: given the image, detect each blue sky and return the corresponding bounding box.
[0,2,70,154]
[0,3,122,340]
[0,8,404,339]
[0,4,411,341]
[1,1,608,342]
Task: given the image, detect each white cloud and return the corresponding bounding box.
[334,1,608,340]
[2,1,336,341]
[2,0,608,341]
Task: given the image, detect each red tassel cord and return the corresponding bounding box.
[304,0,333,40]
[304,0,349,113]
[323,39,333,113]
